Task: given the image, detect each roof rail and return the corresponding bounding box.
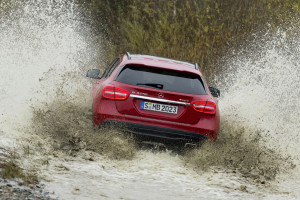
[195,63,198,70]
[126,52,131,60]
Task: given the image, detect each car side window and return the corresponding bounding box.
[106,58,121,77]
[102,57,120,78]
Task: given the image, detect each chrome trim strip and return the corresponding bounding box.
[130,94,190,106]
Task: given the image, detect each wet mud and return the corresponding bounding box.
[31,101,136,160]
[184,117,293,182]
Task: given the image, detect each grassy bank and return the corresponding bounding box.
[0,148,38,184]
[79,0,299,82]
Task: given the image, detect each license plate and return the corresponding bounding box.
[140,101,178,114]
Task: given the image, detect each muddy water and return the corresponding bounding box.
[0,1,299,200]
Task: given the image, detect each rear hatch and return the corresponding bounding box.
[113,64,207,124]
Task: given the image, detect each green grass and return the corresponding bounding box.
[0,150,38,185]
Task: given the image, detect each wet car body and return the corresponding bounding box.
[87,53,220,144]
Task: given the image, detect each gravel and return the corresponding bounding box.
[0,178,58,200]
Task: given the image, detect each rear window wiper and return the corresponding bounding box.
[136,83,164,89]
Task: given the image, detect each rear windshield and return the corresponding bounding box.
[115,65,206,95]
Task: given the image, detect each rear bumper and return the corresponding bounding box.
[93,99,219,141]
[99,120,207,143]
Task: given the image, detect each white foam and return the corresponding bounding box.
[219,28,300,163]
[0,0,95,124]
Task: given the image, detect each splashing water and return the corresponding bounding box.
[0,0,299,199]
[221,29,300,195]
[0,0,97,143]
[221,28,300,164]
[205,27,299,197]
[186,27,300,181]
[31,100,137,159]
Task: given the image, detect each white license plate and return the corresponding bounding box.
[140,101,178,114]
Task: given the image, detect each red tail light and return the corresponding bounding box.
[102,86,129,100]
[192,100,216,115]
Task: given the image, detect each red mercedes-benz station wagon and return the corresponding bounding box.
[87,53,220,144]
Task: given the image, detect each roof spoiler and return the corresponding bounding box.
[124,52,198,70]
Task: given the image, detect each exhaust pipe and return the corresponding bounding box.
[184,143,197,148]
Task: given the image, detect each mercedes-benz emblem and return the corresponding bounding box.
[158,92,164,98]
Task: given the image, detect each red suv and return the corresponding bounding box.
[87,53,220,143]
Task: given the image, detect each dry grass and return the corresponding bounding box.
[0,148,38,184]
[79,0,299,83]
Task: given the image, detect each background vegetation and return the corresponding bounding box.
[78,0,299,82]
[1,0,299,80]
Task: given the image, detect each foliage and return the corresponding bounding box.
[78,0,299,82]
[1,0,298,79]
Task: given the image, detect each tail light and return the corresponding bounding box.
[192,100,216,115]
[102,86,129,100]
